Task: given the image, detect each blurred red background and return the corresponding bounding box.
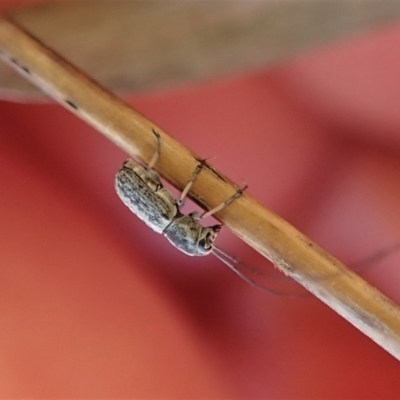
[1,1,400,398]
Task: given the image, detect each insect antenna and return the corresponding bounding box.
[212,246,306,297]
[350,242,400,274]
[212,241,400,297]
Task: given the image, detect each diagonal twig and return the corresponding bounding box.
[0,16,400,360]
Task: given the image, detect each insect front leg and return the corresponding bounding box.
[198,184,247,220]
[178,159,247,219]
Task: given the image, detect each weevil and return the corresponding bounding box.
[115,130,245,257]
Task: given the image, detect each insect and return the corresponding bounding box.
[114,129,266,289]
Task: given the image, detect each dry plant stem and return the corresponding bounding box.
[1,17,400,360]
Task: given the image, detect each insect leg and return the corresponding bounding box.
[200,184,247,219]
[177,159,207,206]
[147,129,161,170]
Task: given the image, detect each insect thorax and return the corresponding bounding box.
[163,215,221,256]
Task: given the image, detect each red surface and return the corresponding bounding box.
[1,4,400,398]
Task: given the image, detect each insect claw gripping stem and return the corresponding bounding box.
[147,129,161,170]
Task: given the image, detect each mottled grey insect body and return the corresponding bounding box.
[116,159,178,234]
[115,158,221,256]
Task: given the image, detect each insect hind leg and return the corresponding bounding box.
[147,129,161,170]
[128,129,162,193]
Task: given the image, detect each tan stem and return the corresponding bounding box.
[0,17,400,359]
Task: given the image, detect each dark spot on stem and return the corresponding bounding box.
[9,57,30,74]
[65,100,78,110]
